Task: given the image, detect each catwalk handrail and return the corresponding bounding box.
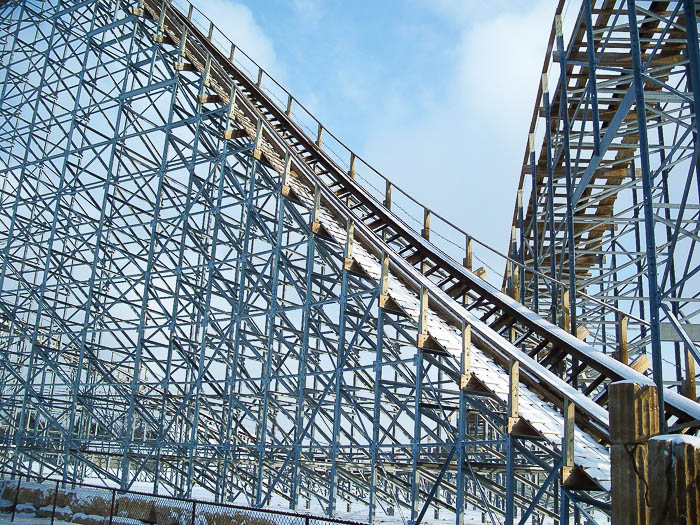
[158,0,638,325]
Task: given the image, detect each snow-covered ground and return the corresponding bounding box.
[0,478,494,525]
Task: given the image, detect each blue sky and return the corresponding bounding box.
[196,0,557,276]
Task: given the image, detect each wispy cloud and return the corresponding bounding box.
[291,0,322,24]
[196,0,282,79]
[361,0,555,268]
[191,0,556,277]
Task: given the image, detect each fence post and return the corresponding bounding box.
[305,515,310,525]
[109,488,116,525]
[190,501,197,525]
[10,473,21,522]
[609,381,659,525]
[50,479,59,525]
[649,434,700,522]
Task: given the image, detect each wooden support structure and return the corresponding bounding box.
[562,398,575,482]
[685,348,697,401]
[378,253,400,312]
[349,153,356,180]
[152,32,174,45]
[459,322,471,389]
[202,54,212,87]
[222,128,246,140]
[507,359,519,433]
[344,221,353,264]
[649,434,700,524]
[279,153,299,202]
[174,60,196,72]
[177,26,188,60]
[252,119,263,160]
[417,286,429,349]
[509,227,519,301]
[576,324,589,340]
[417,287,439,350]
[619,314,629,365]
[197,93,221,104]
[422,209,430,241]
[609,381,659,525]
[342,221,363,274]
[561,289,570,334]
[316,123,323,148]
[463,236,472,271]
[311,185,327,236]
[384,180,392,209]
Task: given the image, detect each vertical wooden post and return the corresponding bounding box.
[649,434,700,523]
[226,83,238,123]
[380,253,389,297]
[510,226,519,301]
[561,289,570,334]
[311,186,322,234]
[207,21,214,41]
[419,286,428,331]
[562,399,575,482]
[132,1,144,15]
[252,118,263,160]
[384,180,392,209]
[422,209,430,241]
[464,235,473,271]
[157,1,167,32]
[285,94,293,117]
[229,42,235,61]
[505,260,512,295]
[609,381,659,525]
[316,123,323,148]
[344,221,354,270]
[280,152,292,196]
[685,347,697,401]
[349,153,356,180]
[202,54,212,89]
[417,287,430,349]
[460,322,471,389]
[256,68,263,88]
[463,236,473,306]
[507,359,519,433]
[177,27,188,60]
[619,314,629,365]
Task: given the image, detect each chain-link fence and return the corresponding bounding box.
[0,472,365,525]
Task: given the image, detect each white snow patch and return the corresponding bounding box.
[650,433,700,449]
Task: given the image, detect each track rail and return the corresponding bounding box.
[132,0,700,494]
[138,0,700,442]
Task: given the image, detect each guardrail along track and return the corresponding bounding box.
[3,0,700,521]
[128,0,700,501]
[139,0,700,441]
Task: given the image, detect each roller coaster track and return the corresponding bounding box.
[509,1,700,377]
[1,0,700,522]
[140,0,700,435]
